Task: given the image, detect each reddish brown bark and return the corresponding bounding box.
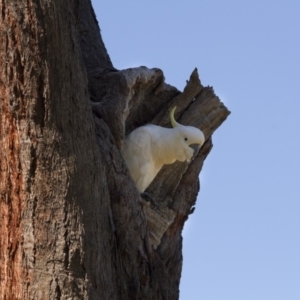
[0,2,37,297]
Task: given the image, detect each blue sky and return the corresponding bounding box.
[92,1,300,299]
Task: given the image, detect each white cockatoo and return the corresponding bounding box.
[121,107,205,194]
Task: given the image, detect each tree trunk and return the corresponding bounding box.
[0,1,230,299]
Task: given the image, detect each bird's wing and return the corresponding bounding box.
[122,127,154,188]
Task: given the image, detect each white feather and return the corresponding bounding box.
[121,121,205,193]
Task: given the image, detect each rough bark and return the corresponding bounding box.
[0,1,230,299]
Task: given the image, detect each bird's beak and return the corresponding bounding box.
[189,144,200,159]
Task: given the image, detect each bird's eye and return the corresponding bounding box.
[184,137,188,141]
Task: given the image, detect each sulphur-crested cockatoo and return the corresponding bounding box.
[121,107,205,194]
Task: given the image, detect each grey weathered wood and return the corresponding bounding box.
[0,0,230,299]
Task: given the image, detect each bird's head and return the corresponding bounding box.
[170,106,205,162]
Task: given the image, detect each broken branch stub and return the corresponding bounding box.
[91,66,230,249]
